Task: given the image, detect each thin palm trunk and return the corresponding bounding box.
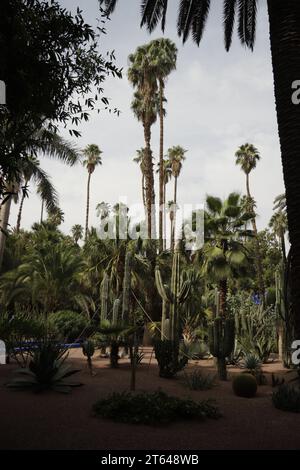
[40,198,44,224]
[0,196,12,269]
[171,176,178,251]
[163,181,167,250]
[16,189,26,233]
[85,172,91,241]
[246,173,265,297]
[143,122,155,239]
[268,0,300,338]
[142,174,146,208]
[159,79,164,253]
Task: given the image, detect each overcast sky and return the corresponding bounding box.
[10,0,284,235]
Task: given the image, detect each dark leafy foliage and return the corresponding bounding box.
[7,340,82,393]
[93,390,221,425]
[272,384,300,413]
[154,340,188,378]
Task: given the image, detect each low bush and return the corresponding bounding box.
[182,369,216,390]
[272,384,300,412]
[232,373,257,398]
[49,310,89,342]
[93,390,221,425]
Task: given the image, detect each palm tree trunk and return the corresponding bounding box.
[219,279,227,317]
[163,181,167,250]
[143,122,155,239]
[0,196,12,270]
[171,176,178,252]
[16,191,26,233]
[40,198,44,224]
[159,79,164,253]
[246,173,265,297]
[142,174,146,209]
[268,0,300,338]
[85,172,91,240]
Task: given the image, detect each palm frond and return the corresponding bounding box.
[223,0,237,51]
[140,0,169,32]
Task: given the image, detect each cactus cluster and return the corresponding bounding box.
[208,316,235,380]
[155,248,191,342]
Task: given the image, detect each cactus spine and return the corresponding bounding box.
[100,272,109,322]
[209,317,235,380]
[122,250,132,322]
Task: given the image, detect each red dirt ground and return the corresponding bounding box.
[0,348,299,450]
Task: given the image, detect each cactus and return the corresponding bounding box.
[100,272,109,322]
[209,317,235,380]
[112,298,120,324]
[155,248,191,343]
[122,251,132,322]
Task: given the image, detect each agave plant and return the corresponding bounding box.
[7,340,82,393]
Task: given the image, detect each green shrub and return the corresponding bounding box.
[182,369,216,390]
[232,373,257,398]
[185,341,209,360]
[272,384,300,412]
[49,310,89,342]
[93,390,221,425]
[7,340,82,393]
[154,340,188,378]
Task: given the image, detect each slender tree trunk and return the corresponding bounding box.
[246,173,265,297]
[219,279,227,317]
[16,191,26,233]
[280,232,287,264]
[159,80,164,253]
[143,122,155,239]
[163,182,167,250]
[171,176,178,252]
[268,0,300,338]
[85,172,91,241]
[142,174,146,209]
[0,196,12,270]
[40,198,44,224]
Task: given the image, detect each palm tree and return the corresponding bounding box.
[15,156,58,232]
[128,46,158,239]
[0,130,80,270]
[269,210,288,263]
[133,148,146,209]
[71,224,84,244]
[235,143,264,296]
[157,158,172,249]
[100,0,300,340]
[83,144,103,241]
[167,145,187,251]
[147,38,177,252]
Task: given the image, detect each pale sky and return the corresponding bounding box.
[10,0,284,235]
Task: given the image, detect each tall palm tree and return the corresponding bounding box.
[16,156,58,232]
[203,192,253,379]
[235,143,264,296]
[269,210,288,263]
[100,0,300,340]
[147,38,177,252]
[167,145,187,251]
[83,144,103,241]
[133,148,146,209]
[128,46,158,239]
[71,224,84,244]
[157,158,172,249]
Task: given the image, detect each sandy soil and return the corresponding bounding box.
[0,348,299,450]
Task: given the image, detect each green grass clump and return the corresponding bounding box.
[182,369,216,390]
[93,390,221,425]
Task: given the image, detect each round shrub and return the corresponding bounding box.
[232,373,257,398]
[49,310,89,342]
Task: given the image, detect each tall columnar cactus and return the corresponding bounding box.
[100,272,109,322]
[112,298,120,324]
[275,262,292,367]
[122,251,132,322]
[209,317,235,380]
[214,288,220,319]
[155,248,191,342]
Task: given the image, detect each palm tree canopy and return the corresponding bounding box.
[99,0,257,49]
[83,144,103,174]
[147,38,178,82]
[269,211,288,238]
[71,224,84,242]
[167,145,187,178]
[235,143,260,175]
